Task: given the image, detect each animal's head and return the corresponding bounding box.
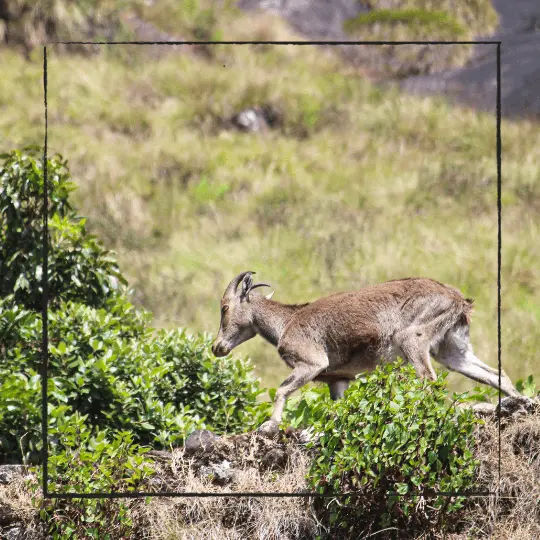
[211,271,273,357]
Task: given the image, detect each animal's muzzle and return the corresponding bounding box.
[212,342,228,357]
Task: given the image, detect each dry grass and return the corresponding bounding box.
[133,435,318,539]
[450,406,540,538]
[0,408,538,537]
[129,406,540,539]
[0,468,44,537]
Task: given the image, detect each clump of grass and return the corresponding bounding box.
[361,0,498,36]
[344,8,466,37]
[343,0,498,77]
[456,405,540,537]
[133,440,315,539]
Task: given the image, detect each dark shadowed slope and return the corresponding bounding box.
[401,0,540,119]
[239,0,540,119]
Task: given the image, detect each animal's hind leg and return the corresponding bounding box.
[433,325,520,397]
[395,331,436,381]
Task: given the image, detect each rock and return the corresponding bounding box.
[231,105,280,132]
[257,420,280,439]
[497,396,537,417]
[0,465,27,485]
[199,460,235,486]
[184,430,220,455]
[0,505,18,526]
[470,402,497,416]
[3,524,23,540]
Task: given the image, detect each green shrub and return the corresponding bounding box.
[282,384,331,429]
[307,361,480,537]
[0,148,270,465]
[0,148,127,310]
[516,374,537,398]
[31,409,155,539]
[0,293,269,463]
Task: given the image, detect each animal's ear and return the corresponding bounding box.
[265,290,274,299]
[241,273,254,298]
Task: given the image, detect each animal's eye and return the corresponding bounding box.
[221,305,229,314]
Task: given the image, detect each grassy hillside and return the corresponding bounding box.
[0,6,538,394]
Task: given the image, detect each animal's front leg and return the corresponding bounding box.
[258,348,328,436]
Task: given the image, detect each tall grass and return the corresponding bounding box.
[0,22,538,391]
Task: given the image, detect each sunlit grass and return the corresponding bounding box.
[0,28,538,393]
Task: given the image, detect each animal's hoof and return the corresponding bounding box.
[257,420,279,438]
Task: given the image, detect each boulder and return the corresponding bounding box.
[0,466,27,485]
[184,430,220,455]
[497,396,538,417]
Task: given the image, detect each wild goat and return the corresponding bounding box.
[212,271,520,435]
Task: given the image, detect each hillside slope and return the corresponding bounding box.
[0,2,538,392]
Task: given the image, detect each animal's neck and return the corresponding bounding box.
[251,298,307,347]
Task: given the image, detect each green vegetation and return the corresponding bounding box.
[516,374,537,398]
[34,413,154,538]
[0,150,270,464]
[306,362,480,537]
[0,148,126,310]
[344,0,498,76]
[1,12,537,394]
[0,0,132,53]
[359,0,498,36]
[344,9,466,37]
[0,2,538,536]
[0,148,271,536]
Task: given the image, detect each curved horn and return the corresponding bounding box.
[223,271,256,299]
[246,282,273,301]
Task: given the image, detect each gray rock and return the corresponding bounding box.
[184,430,220,455]
[0,465,27,485]
[231,105,280,132]
[0,504,18,526]
[3,524,23,540]
[199,460,235,486]
[470,402,497,416]
[497,396,537,417]
[233,108,266,132]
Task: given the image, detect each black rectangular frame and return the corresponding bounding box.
[41,39,504,499]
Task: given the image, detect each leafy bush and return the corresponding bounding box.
[306,361,480,537]
[282,384,331,429]
[0,148,270,464]
[31,409,155,539]
[0,148,126,310]
[516,374,537,398]
[0,293,269,462]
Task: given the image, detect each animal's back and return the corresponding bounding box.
[281,278,471,356]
